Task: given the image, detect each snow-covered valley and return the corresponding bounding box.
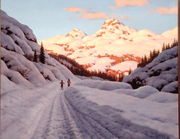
[0,10,178,139]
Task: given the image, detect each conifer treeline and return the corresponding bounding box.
[49,53,122,81]
[138,40,178,68]
[33,43,45,64]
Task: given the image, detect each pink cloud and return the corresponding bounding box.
[64,7,129,20]
[81,12,129,20]
[114,0,149,7]
[81,12,108,19]
[151,6,177,15]
[64,7,86,13]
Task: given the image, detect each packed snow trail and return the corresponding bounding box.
[1,82,175,139]
[31,90,83,139]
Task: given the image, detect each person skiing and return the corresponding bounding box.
[67,79,71,87]
[60,80,65,90]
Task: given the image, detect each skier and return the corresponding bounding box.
[67,78,71,87]
[60,80,65,90]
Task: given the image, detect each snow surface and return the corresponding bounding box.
[110,61,138,71]
[1,78,178,139]
[75,79,132,90]
[72,80,178,139]
[123,46,178,93]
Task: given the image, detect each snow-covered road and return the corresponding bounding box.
[32,90,83,139]
[1,81,177,139]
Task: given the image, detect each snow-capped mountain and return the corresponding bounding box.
[95,18,136,39]
[123,46,178,93]
[41,18,177,75]
[0,10,75,91]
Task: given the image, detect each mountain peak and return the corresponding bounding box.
[103,18,123,26]
[96,18,135,37]
[66,28,86,38]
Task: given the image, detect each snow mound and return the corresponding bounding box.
[123,46,178,93]
[75,79,132,90]
[161,81,178,93]
[114,85,159,99]
[125,86,159,98]
[1,10,75,90]
[147,92,178,103]
[133,86,159,98]
[1,74,21,94]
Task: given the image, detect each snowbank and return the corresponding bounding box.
[114,85,159,98]
[75,79,132,90]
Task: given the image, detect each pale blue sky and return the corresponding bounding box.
[2,0,177,40]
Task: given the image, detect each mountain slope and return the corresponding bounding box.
[162,27,178,38]
[123,46,178,93]
[41,18,177,75]
[0,10,75,92]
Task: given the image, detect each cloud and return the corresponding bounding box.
[150,6,177,15]
[64,7,86,13]
[112,0,149,8]
[64,7,129,20]
[64,7,108,20]
[81,12,108,19]
[64,7,108,19]
[81,12,129,20]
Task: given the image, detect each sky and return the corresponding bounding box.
[2,0,177,40]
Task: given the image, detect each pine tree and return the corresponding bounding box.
[128,69,132,75]
[144,55,147,64]
[162,43,166,51]
[33,51,38,62]
[39,43,45,64]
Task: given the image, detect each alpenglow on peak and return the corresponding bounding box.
[103,18,124,26]
[66,28,86,38]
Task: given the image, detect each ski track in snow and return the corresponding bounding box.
[1,82,175,139]
[32,92,83,139]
